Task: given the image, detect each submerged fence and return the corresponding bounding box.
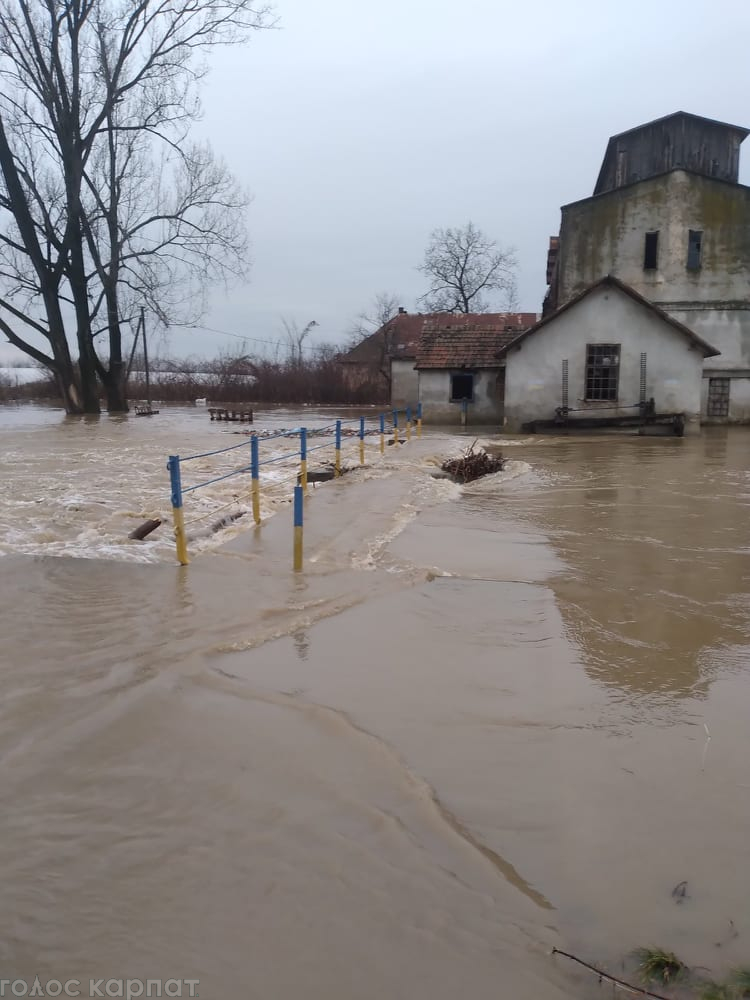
[167,404,423,568]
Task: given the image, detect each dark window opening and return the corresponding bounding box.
[585,344,620,401]
[707,377,730,418]
[644,231,659,270]
[450,373,474,402]
[687,229,703,270]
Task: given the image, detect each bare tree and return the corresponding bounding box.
[417,222,517,314]
[502,274,521,313]
[0,0,272,413]
[347,292,401,344]
[346,291,402,389]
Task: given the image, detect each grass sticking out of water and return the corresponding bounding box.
[730,968,750,997]
[634,947,688,985]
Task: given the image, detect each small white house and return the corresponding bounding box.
[501,276,720,434]
[414,314,537,424]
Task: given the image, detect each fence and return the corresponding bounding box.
[166,404,423,568]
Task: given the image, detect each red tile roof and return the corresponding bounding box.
[415,313,538,369]
[338,312,538,367]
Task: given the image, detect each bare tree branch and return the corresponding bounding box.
[0,0,273,411]
[417,222,517,313]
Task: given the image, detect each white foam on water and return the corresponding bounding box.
[459,459,532,493]
[0,408,353,563]
[349,502,419,572]
[2,405,522,565]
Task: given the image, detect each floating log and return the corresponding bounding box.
[128,518,162,540]
[441,442,505,483]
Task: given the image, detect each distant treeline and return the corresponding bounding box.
[0,369,59,401]
[0,348,388,407]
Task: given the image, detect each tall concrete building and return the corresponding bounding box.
[545,112,750,422]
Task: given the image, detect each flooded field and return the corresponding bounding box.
[1,402,748,998]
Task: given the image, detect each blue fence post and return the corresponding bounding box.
[379,412,385,455]
[359,416,365,465]
[392,409,399,447]
[300,427,308,494]
[293,484,303,571]
[335,419,342,476]
[250,435,261,525]
[417,401,423,437]
[167,455,189,565]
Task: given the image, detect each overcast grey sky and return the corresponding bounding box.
[3,0,750,363]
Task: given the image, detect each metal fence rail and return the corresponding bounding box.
[166,403,423,566]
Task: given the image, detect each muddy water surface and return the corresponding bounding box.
[1,404,748,998]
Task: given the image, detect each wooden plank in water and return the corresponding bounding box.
[208,407,253,422]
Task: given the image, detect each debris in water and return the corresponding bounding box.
[672,880,689,903]
[440,441,505,483]
[714,920,739,949]
[128,518,162,540]
[551,948,674,999]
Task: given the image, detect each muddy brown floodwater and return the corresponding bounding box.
[0,404,748,999]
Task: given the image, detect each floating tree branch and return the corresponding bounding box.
[551,948,675,1000]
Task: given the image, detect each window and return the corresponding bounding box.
[687,229,703,270]
[707,377,730,418]
[585,344,620,401]
[643,231,659,270]
[450,373,474,402]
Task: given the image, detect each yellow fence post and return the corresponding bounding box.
[406,405,412,442]
[416,401,422,437]
[379,413,385,455]
[293,485,303,571]
[167,455,189,566]
[392,409,399,447]
[359,417,365,465]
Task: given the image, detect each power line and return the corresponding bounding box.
[184,323,341,356]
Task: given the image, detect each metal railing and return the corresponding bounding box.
[166,403,423,566]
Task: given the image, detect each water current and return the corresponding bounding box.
[1,402,748,999]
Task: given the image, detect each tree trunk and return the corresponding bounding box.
[101,364,128,412]
[46,310,85,415]
[72,272,101,413]
[55,370,84,414]
[66,134,101,414]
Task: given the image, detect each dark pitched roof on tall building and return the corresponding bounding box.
[594,111,750,195]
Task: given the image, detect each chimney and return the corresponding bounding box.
[398,306,407,315]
